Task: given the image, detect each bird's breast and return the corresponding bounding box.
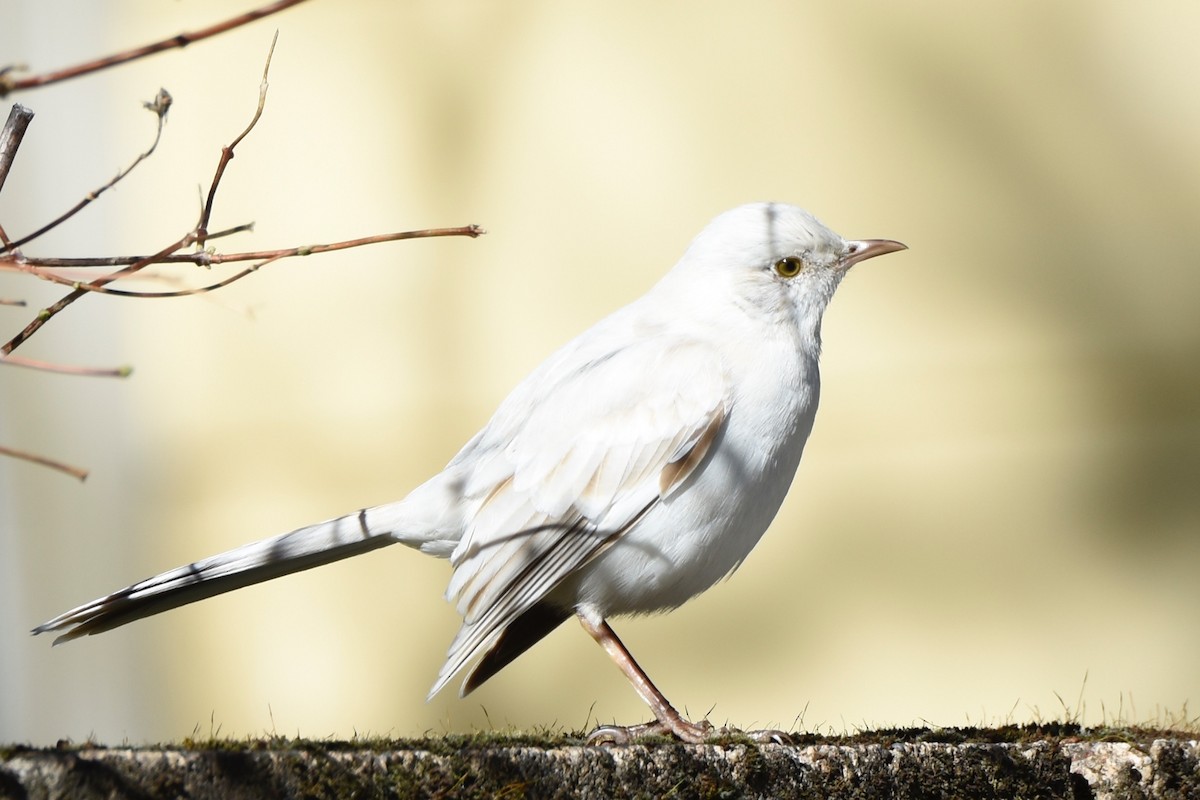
[568,340,820,616]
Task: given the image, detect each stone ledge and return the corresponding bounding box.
[2,730,1197,799]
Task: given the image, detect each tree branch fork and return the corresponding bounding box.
[1,19,483,480]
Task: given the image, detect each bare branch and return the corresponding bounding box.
[0,91,171,254]
[0,444,88,481]
[197,32,277,247]
[16,226,487,299]
[1,236,189,357]
[0,353,130,377]
[0,104,35,193]
[1,41,280,356]
[205,222,257,242]
[0,0,309,98]
[1,21,486,480]
[5,226,485,271]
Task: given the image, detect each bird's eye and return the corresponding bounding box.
[773,256,803,278]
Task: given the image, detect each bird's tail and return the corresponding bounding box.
[33,504,422,644]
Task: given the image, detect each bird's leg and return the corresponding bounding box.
[577,611,713,744]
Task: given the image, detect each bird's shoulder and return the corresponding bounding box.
[441,307,726,521]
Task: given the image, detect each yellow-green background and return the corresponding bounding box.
[2,1,1197,745]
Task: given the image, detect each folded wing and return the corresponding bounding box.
[429,334,729,696]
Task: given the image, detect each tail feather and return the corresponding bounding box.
[34,508,398,644]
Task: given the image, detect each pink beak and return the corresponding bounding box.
[841,239,907,269]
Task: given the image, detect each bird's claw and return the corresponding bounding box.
[585,724,640,745]
[745,728,793,745]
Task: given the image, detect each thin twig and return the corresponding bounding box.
[22,226,486,298]
[1,40,280,356]
[0,0,309,98]
[0,104,35,193]
[0,353,130,377]
[5,226,485,271]
[196,32,276,248]
[204,222,257,243]
[1,237,189,357]
[0,221,252,273]
[0,298,26,306]
[0,444,88,481]
[0,91,172,254]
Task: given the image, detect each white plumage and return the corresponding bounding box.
[35,202,905,742]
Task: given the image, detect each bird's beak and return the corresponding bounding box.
[840,239,907,270]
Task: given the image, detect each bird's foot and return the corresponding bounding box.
[743,728,794,745]
[586,721,794,745]
[586,716,714,745]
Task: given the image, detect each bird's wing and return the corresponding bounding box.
[429,333,728,696]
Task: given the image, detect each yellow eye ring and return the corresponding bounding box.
[773,256,803,278]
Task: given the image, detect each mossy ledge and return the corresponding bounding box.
[1,726,1197,799]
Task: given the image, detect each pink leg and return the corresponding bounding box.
[577,612,713,744]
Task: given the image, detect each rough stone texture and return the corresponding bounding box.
[1,731,1197,799]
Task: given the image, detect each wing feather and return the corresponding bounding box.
[429,334,728,697]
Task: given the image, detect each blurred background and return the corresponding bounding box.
[2,1,1197,746]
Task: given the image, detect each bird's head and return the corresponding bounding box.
[661,202,906,336]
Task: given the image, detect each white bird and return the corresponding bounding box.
[35,202,905,743]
